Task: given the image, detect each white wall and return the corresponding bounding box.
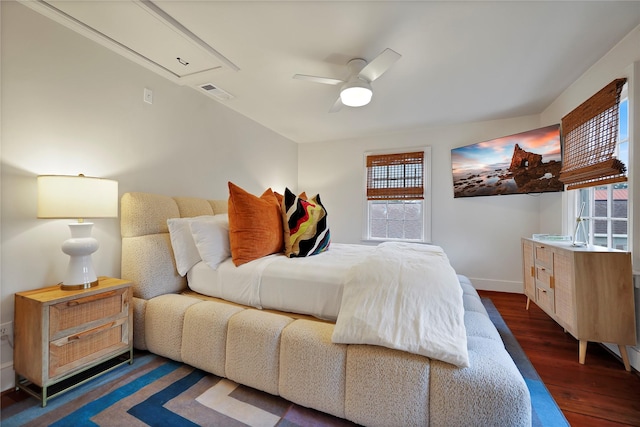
[0,1,298,390]
[298,115,561,292]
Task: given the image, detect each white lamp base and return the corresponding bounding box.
[61,222,100,290]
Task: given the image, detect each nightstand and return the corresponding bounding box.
[14,277,133,406]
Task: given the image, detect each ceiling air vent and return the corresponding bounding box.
[199,83,234,101]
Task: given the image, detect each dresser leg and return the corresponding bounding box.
[579,340,587,364]
[619,345,631,372]
[526,297,530,310]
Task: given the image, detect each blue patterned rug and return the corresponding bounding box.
[2,298,568,426]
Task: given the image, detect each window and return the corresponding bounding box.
[364,148,431,242]
[572,84,628,250]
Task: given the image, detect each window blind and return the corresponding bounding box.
[559,78,627,190]
[366,151,424,200]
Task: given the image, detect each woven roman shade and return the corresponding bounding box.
[559,78,627,190]
[366,151,424,200]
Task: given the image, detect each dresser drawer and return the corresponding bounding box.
[534,244,553,270]
[535,265,553,287]
[49,288,128,339]
[536,286,554,314]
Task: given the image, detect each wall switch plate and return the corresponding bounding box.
[144,88,153,104]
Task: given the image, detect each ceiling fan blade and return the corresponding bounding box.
[329,96,343,113]
[293,74,344,86]
[358,48,401,82]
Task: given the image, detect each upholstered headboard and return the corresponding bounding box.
[120,192,227,348]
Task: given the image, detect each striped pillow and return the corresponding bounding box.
[282,188,330,257]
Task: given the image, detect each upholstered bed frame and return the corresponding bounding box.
[120,192,531,426]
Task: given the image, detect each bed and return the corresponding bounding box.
[120,190,532,426]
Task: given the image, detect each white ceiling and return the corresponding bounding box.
[30,1,640,143]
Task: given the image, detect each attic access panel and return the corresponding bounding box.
[40,0,238,81]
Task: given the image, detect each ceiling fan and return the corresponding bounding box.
[293,48,401,112]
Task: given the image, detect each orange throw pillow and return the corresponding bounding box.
[227,182,284,266]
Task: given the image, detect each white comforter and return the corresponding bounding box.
[331,242,469,367]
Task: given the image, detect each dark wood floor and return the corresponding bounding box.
[479,290,640,427]
[3,291,640,425]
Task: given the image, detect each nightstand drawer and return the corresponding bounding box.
[49,317,129,378]
[49,288,128,339]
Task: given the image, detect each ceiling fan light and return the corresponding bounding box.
[340,82,373,107]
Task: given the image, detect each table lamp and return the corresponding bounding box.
[37,174,118,290]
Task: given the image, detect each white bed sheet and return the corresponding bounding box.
[187,243,374,320]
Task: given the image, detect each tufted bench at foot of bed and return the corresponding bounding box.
[136,277,531,427]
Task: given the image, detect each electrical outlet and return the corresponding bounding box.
[0,322,13,339]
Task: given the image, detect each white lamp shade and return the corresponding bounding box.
[37,175,118,219]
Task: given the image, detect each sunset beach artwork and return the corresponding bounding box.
[451,124,563,198]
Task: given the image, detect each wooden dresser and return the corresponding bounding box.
[14,277,133,406]
[522,238,636,371]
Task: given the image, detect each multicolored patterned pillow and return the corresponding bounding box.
[282,188,330,257]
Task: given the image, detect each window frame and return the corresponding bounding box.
[362,146,432,243]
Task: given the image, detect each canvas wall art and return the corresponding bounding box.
[451,124,563,198]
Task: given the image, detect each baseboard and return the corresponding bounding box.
[1,362,15,393]
[467,277,523,294]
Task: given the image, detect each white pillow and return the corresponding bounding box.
[190,214,230,270]
[167,216,214,276]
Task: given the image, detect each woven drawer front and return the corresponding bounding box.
[535,266,553,287]
[534,245,553,269]
[50,289,127,338]
[536,286,554,313]
[49,319,127,378]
